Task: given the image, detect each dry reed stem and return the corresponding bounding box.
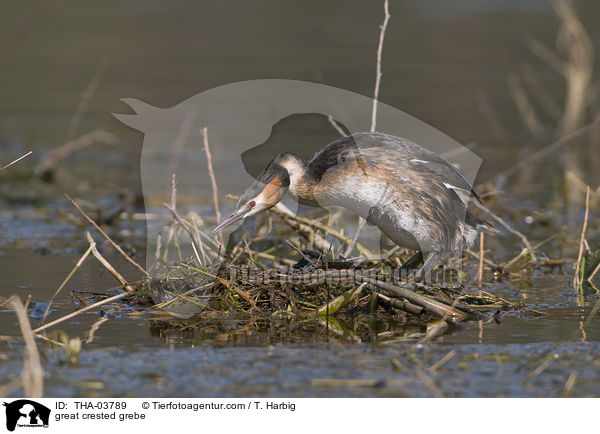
[375,291,424,316]
[170,173,177,212]
[316,316,355,337]
[273,203,373,257]
[588,257,600,283]
[41,244,94,324]
[33,333,65,348]
[286,239,311,261]
[478,232,484,285]
[161,225,175,264]
[86,232,136,293]
[343,217,367,258]
[526,37,567,76]
[562,371,578,395]
[529,352,558,379]
[190,218,209,264]
[316,283,367,316]
[553,0,593,139]
[579,320,587,342]
[163,203,204,265]
[415,366,444,397]
[193,225,221,250]
[565,171,600,197]
[0,296,44,397]
[508,72,544,139]
[428,349,456,373]
[327,115,347,137]
[65,56,109,143]
[202,127,223,246]
[154,282,214,308]
[520,64,562,120]
[66,194,149,277]
[33,291,129,334]
[476,91,509,145]
[466,248,501,271]
[573,185,590,289]
[85,317,109,344]
[241,248,296,266]
[230,285,258,310]
[310,378,382,388]
[0,151,32,172]
[370,0,390,133]
[33,233,135,333]
[273,204,334,252]
[505,231,563,270]
[242,236,257,266]
[419,319,449,345]
[586,201,600,284]
[167,107,196,181]
[472,200,536,261]
[165,173,206,266]
[493,117,600,181]
[357,277,468,322]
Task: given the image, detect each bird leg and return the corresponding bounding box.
[399,251,423,271]
[394,251,423,283]
[415,250,442,283]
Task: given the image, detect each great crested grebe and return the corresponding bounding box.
[213,132,494,280]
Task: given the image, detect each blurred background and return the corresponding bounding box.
[1,0,599,201]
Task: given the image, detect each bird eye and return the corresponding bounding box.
[248,200,255,207]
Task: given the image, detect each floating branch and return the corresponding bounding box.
[34,130,121,179]
[573,186,590,289]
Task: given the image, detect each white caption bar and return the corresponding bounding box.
[1,398,597,433]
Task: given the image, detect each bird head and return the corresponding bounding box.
[213,160,290,233]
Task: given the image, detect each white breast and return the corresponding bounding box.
[313,171,438,252]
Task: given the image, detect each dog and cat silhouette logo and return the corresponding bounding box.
[3,400,50,431]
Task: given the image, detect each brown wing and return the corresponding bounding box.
[308,132,481,202]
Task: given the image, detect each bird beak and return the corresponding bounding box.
[212,202,254,233]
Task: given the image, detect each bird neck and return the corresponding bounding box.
[290,170,317,201]
[276,153,315,201]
